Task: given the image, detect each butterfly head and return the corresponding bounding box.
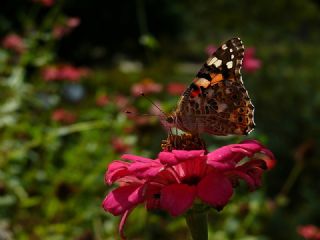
[159,113,178,130]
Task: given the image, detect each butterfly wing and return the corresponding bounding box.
[175,37,255,135]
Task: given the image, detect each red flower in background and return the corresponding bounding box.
[2,34,25,53]
[66,17,81,28]
[166,83,187,96]
[114,95,130,109]
[131,78,163,96]
[96,94,109,107]
[52,108,76,124]
[298,225,320,240]
[53,17,81,39]
[102,140,275,239]
[205,44,217,56]
[42,65,89,82]
[111,138,131,154]
[206,44,262,73]
[33,0,54,7]
[243,47,262,72]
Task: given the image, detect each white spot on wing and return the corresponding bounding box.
[229,49,233,52]
[222,44,227,50]
[231,54,234,59]
[207,57,218,66]
[214,59,222,68]
[226,61,233,69]
[195,78,210,88]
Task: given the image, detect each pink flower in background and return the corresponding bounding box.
[96,94,109,107]
[111,138,131,154]
[243,47,262,72]
[51,108,76,124]
[2,34,25,53]
[114,95,130,109]
[60,65,88,81]
[53,17,81,39]
[42,65,89,82]
[131,78,163,96]
[33,0,54,7]
[298,225,320,240]
[66,17,81,28]
[206,44,261,73]
[206,44,217,56]
[102,140,275,239]
[42,66,58,81]
[166,83,187,96]
[52,27,68,39]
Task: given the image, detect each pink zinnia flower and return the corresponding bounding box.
[166,83,187,96]
[131,78,163,96]
[2,34,25,53]
[59,65,88,81]
[102,140,275,239]
[111,138,131,154]
[42,65,89,82]
[52,17,81,39]
[33,0,54,7]
[206,43,261,73]
[298,225,320,240]
[66,17,81,28]
[51,108,76,124]
[114,95,130,109]
[243,47,262,72]
[206,44,217,56]
[96,94,109,107]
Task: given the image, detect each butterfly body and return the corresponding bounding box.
[166,37,255,136]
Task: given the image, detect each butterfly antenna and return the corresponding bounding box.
[140,92,168,117]
[124,110,159,117]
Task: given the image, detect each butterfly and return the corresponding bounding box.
[163,37,255,136]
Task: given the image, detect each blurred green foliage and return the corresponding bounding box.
[1,0,320,239]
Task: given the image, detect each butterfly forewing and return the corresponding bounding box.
[174,37,255,136]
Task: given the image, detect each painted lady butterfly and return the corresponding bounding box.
[163,37,255,136]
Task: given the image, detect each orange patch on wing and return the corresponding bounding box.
[210,73,224,85]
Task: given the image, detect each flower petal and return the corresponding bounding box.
[102,184,144,215]
[121,154,154,163]
[198,172,233,210]
[158,151,178,165]
[159,150,205,165]
[105,161,130,185]
[234,140,263,153]
[128,159,163,178]
[173,158,207,180]
[173,150,205,161]
[160,184,196,216]
[207,146,238,169]
[231,159,267,190]
[207,140,271,169]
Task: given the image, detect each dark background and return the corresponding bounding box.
[0,0,319,239]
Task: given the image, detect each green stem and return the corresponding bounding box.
[280,161,303,196]
[136,0,148,35]
[185,211,208,240]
